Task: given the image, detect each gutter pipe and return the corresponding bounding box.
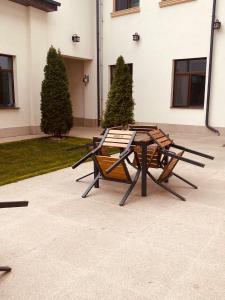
[96,0,101,126]
[205,0,220,135]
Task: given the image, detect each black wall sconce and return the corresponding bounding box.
[72,34,80,43]
[133,32,140,41]
[213,19,221,30]
[83,74,89,86]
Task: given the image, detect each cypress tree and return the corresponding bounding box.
[102,56,135,128]
[41,46,73,138]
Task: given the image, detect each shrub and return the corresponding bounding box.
[102,56,134,128]
[41,46,73,138]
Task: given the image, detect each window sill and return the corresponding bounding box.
[159,0,195,8]
[0,106,20,110]
[170,106,204,109]
[111,7,140,18]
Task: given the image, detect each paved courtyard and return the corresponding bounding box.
[0,132,225,299]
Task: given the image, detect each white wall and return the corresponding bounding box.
[102,0,225,128]
[64,58,85,119]
[0,0,97,134]
[0,0,31,129]
[1,0,225,136]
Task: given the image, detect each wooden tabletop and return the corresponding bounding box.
[133,132,152,144]
[94,131,153,145]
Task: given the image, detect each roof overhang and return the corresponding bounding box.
[9,0,61,12]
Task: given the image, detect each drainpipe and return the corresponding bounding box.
[96,0,101,126]
[205,0,220,135]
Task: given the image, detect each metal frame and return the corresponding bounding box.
[82,153,141,206]
[148,128,214,168]
[73,129,139,205]
[0,201,28,273]
[147,164,198,202]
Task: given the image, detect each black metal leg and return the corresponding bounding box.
[93,137,99,188]
[76,172,94,182]
[141,142,147,197]
[172,172,198,189]
[147,171,186,201]
[0,266,11,273]
[119,169,141,206]
[158,182,186,201]
[82,175,100,198]
[164,153,169,183]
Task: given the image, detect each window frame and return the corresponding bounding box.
[114,0,139,12]
[172,57,207,109]
[0,54,15,108]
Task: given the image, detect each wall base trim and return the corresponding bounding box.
[136,122,225,136]
[73,118,98,127]
[0,126,41,138]
[1,122,225,138]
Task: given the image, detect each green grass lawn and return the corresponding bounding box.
[0,137,92,186]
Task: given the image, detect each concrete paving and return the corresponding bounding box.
[0,132,225,299]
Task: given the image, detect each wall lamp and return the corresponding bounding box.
[83,74,89,86]
[72,34,80,43]
[213,19,221,30]
[132,32,140,41]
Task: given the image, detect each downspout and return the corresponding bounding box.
[205,0,220,135]
[96,0,101,126]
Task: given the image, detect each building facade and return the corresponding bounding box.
[0,0,225,138]
[102,0,225,134]
[0,0,98,138]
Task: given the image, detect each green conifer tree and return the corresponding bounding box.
[41,46,73,138]
[102,56,134,128]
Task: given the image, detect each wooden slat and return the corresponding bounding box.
[105,138,130,144]
[157,136,170,144]
[159,140,172,147]
[158,151,183,182]
[107,134,131,140]
[96,156,128,181]
[151,132,165,139]
[109,130,133,135]
[103,142,128,148]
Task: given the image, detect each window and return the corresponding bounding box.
[0,55,15,107]
[110,64,133,84]
[172,58,206,108]
[115,0,139,11]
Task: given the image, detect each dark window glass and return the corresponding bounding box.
[175,60,188,73]
[110,63,133,84]
[173,58,206,108]
[115,0,139,11]
[0,55,15,107]
[174,75,189,106]
[130,0,139,7]
[190,75,205,106]
[189,59,206,73]
[0,56,13,69]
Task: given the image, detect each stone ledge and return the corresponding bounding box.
[0,107,20,110]
[111,7,140,18]
[159,0,195,8]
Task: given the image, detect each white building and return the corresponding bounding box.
[1,0,225,138]
[0,0,98,138]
